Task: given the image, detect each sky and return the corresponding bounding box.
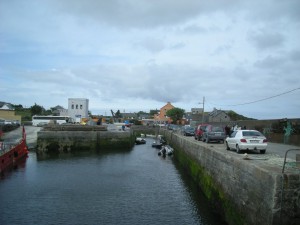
[1,0,300,119]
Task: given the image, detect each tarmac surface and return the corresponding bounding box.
[182,135,300,173]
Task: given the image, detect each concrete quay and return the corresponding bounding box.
[36,124,135,158]
[160,129,300,225]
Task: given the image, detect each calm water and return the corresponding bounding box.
[0,138,226,225]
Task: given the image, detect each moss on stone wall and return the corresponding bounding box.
[174,146,245,225]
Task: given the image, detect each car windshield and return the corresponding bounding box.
[212,127,223,132]
[242,131,263,137]
[186,127,194,131]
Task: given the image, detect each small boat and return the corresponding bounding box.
[158,146,166,156]
[0,126,28,174]
[158,145,174,156]
[135,137,146,144]
[165,145,174,155]
[152,141,163,149]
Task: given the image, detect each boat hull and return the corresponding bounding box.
[0,128,28,174]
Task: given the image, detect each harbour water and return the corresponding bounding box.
[0,138,226,225]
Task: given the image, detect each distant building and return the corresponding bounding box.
[52,105,68,116]
[191,108,203,114]
[0,101,21,123]
[121,112,137,120]
[0,102,14,110]
[154,102,175,124]
[68,98,89,123]
[138,113,151,120]
[208,108,231,122]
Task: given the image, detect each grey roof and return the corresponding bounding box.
[0,101,14,110]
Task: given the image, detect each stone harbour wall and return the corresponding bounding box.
[160,130,300,225]
[36,128,134,158]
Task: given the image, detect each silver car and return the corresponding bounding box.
[225,130,267,154]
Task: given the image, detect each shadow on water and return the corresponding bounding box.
[172,158,228,225]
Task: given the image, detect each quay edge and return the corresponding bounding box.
[36,125,135,159]
[160,129,300,225]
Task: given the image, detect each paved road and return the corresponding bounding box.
[183,134,300,161]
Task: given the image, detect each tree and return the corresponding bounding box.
[12,104,23,110]
[227,110,255,121]
[166,107,185,124]
[149,109,159,116]
[30,103,44,116]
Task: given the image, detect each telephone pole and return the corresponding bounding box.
[201,96,205,123]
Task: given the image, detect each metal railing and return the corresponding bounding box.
[280,148,300,223]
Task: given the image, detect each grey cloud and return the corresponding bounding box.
[254,55,283,69]
[48,0,241,29]
[134,38,166,53]
[211,44,232,55]
[169,42,186,50]
[246,0,300,22]
[289,50,300,61]
[248,30,285,50]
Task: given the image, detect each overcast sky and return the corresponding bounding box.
[1,0,299,119]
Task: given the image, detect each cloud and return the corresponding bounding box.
[1,0,300,119]
[134,38,166,53]
[248,30,285,50]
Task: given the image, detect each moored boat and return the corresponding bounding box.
[158,145,174,156]
[135,137,146,144]
[0,126,28,174]
[152,141,163,148]
[165,145,174,155]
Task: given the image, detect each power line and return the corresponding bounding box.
[209,87,300,107]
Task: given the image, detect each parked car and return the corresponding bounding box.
[202,125,226,143]
[182,126,195,136]
[225,130,267,154]
[194,124,210,141]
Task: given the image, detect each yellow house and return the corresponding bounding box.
[154,102,175,124]
[0,109,22,123]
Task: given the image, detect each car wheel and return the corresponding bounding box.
[236,145,241,154]
[260,149,266,154]
[226,142,230,150]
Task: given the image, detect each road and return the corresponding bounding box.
[182,134,300,161]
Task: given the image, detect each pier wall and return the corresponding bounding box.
[160,129,300,225]
[36,125,134,158]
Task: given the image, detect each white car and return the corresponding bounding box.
[225,130,267,154]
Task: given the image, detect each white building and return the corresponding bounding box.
[68,98,89,122]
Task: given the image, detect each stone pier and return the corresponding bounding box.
[160,129,300,225]
[36,125,135,158]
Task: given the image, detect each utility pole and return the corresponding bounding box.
[198,96,205,123]
[201,96,205,123]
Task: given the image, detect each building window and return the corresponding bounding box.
[72,104,74,109]
[80,105,82,109]
[76,104,78,109]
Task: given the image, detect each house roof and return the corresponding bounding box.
[0,101,14,110]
